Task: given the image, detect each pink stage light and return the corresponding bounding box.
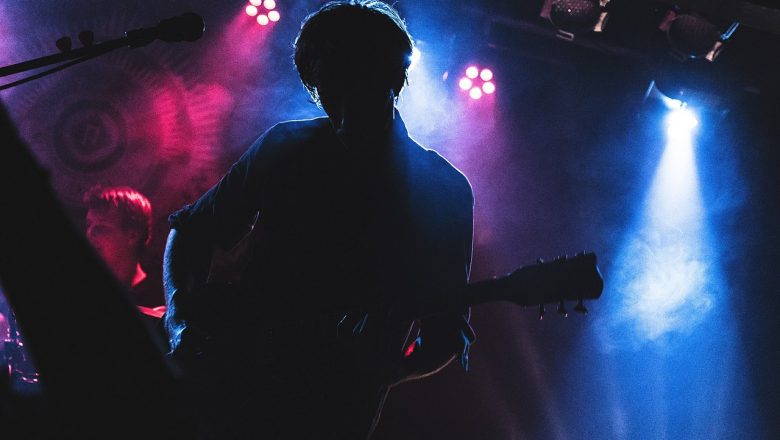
[458,64,495,99]
[247,0,280,25]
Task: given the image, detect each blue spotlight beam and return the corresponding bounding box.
[605,106,714,345]
[573,104,762,439]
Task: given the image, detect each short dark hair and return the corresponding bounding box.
[293,1,414,105]
[83,186,152,251]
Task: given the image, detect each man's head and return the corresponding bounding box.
[294,1,414,138]
[84,186,152,273]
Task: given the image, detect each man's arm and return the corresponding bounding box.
[162,128,275,352]
[388,174,475,385]
[163,228,212,353]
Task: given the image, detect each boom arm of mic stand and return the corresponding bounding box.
[0,36,129,78]
[0,12,203,80]
[0,23,179,91]
[0,44,117,91]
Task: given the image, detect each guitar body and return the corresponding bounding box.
[171,283,402,439]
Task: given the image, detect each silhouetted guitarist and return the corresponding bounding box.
[163,1,475,438]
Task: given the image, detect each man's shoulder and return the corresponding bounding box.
[263,117,331,148]
[241,117,330,165]
[407,140,472,197]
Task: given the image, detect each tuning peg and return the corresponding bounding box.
[55,37,72,52]
[352,313,369,334]
[537,258,545,264]
[538,304,545,320]
[557,300,568,317]
[574,298,588,315]
[335,313,348,338]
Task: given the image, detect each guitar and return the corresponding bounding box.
[169,252,603,438]
[171,251,603,362]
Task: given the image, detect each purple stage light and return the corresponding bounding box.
[458,65,495,99]
[246,0,280,26]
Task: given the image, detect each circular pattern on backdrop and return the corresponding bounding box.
[53,99,127,173]
[13,57,186,205]
[7,34,232,208]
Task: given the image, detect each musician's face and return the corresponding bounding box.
[317,80,395,145]
[86,208,140,275]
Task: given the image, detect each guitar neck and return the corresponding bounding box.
[458,253,604,312]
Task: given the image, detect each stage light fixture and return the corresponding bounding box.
[665,107,699,140]
[644,80,685,110]
[458,65,495,100]
[660,11,739,62]
[541,0,611,38]
[246,0,280,26]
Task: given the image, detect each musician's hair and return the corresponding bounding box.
[293,0,414,105]
[83,186,152,252]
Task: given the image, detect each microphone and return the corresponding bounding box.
[125,13,205,47]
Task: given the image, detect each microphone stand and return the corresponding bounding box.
[0,42,120,91]
[0,12,203,91]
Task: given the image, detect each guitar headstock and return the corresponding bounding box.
[500,252,604,319]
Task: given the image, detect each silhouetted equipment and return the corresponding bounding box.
[0,13,205,91]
